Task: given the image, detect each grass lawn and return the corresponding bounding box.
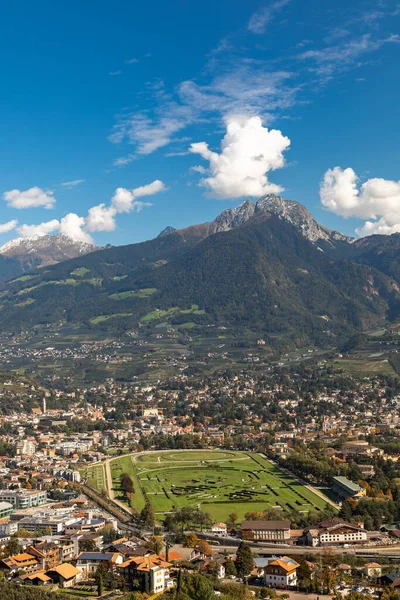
[141,304,205,323]
[109,288,158,300]
[331,358,396,376]
[106,450,333,521]
[70,267,91,277]
[81,463,107,493]
[90,313,134,324]
[109,454,146,510]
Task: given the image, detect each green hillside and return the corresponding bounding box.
[0,215,399,348]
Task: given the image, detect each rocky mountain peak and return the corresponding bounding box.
[255,193,353,245]
[213,200,255,232]
[157,226,176,238]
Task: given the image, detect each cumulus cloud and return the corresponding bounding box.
[86,204,117,232]
[17,219,60,237]
[4,186,55,209]
[189,115,290,199]
[59,213,94,244]
[320,166,400,236]
[0,220,18,234]
[8,179,165,242]
[111,180,166,212]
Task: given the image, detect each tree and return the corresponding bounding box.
[80,539,97,552]
[196,539,213,557]
[236,542,253,578]
[184,573,215,600]
[97,573,104,597]
[227,512,238,530]
[184,532,200,548]
[140,502,156,529]
[381,590,400,600]
[5,536,20,556]
[99,523,119,545]
[225,558,237,577]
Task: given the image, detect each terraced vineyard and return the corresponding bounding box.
[107,450,333,521]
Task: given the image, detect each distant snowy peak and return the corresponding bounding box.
[0,233,98,268]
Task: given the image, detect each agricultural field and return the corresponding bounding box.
[107,450,333,521]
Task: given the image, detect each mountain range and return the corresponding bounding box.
[0,234,98,280]
[1,194,400,347]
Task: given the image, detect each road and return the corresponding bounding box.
[214,544,400,558]
[104,456,134,514]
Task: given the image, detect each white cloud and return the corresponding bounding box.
[320,166,400,236]
[59,213,94,244]
[113,154,135,167]
[111,180,166,212]
[86,204,117,232]
[60,179,85,188]
[189,115,290,199]
[248,0,291,34]
[179,69,296,119]
[109,70,122,76]
[125,58,139,64]
[298,33,400,81]
[0,220,18,234]
[190,165,207,174]
[110,109,192,155]
[4,186,55,209]
[17,219,60,237]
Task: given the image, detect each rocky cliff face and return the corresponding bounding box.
[255,194,353,245]
[213,200,256,232]
[209,194,353,246]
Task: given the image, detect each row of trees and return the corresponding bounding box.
[120,473,135,505]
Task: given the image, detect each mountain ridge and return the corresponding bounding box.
[1,195,400,349]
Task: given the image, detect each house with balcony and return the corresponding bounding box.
[117,554,173,594]
[264,556,299,588]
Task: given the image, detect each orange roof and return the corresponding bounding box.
[269,558,299,572]
[20,570,51,582]
[159,551,184,562]
[119,554,172,572]
[48,563,80,580]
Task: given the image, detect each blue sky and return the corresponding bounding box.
[1,0,400,246]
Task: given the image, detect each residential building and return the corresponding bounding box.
[76,552,123,577]
[0,489,47,509]
[0,552,40,574]
[18,513,79,536]
[364,562,382,578]
[211,522,227,536]
[0,501,13,519]
[305,519,368,546]
[16,440,36,456]
[264,556,299,588]
[28,543,62,570]
[241,520,291,542]
[117,554,173,594]
[46,563,81,588]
